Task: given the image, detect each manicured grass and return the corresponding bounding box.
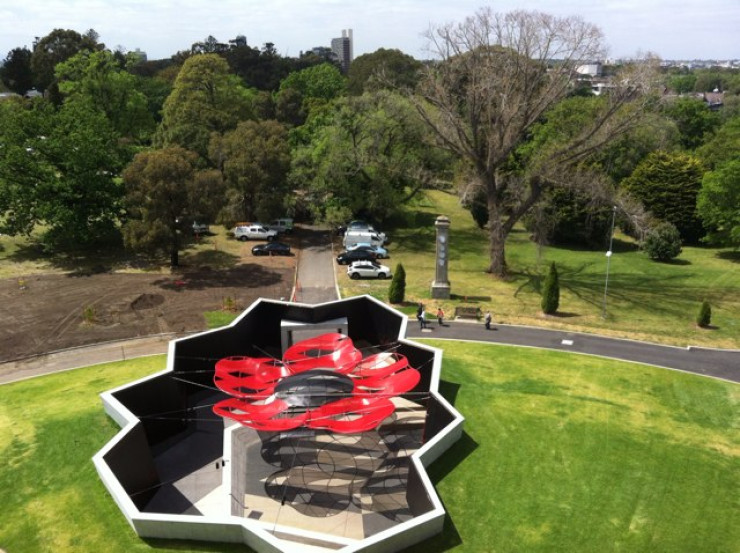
[0,344,736,552]
[0,356,246,553]
[408,339,739,553]
[204,310,240,328]
[338,190,740,348]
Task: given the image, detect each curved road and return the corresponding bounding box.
[1,225,738,385]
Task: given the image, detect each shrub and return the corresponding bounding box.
[697,301,712,328]
[643,222,683,261]
[388,263,406,304]
[541,262,560,315]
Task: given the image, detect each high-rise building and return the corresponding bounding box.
[331,29,353,73]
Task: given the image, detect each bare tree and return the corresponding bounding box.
[414,8,657,276]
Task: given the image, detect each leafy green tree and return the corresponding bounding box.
[347,48,422,96]
[525,187,614,248]
[541,262,560,315]
[0,98,125,247]
[388,263,406,304]
[414,9,655,276]
[122,147,223,266]
[642,222,682,261]
[697,160,740,248]
[622,151,705,243]
[279,63,346,102]
[209,120,291,223]
[291,90,445,222]
[696,301,712,328]
[697,115,740,170]
[1,47,34,94]
[55,50,154,139]
[667,73,697,94]
[663,97,721,150]
[155,54,255,158]
[30,29,100,102]
[275,87,306,127]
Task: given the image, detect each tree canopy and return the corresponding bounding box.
[1,47,34,95]
[209,120,292,223]
[55,50,155,140]
[0,98,124,247]
[697,160,740,248]
[347,48,422,96]
[155,54,255,158]
[122,147,223,266]
[622,151,705,243]
[291,90,445,223]
[414,8,655,275]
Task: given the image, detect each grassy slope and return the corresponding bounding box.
[1,346,737,553]
[339,190,740,348]
[0,356,246,553]
[409,339,739,553]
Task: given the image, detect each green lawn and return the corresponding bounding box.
[0,345,737,553]
[339,190,740,348]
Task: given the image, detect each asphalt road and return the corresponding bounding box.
[406,320,739,383]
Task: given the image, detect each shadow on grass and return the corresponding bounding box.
[154,264,285,291]
[181,249,240,269]
[716,250,740,263]
[549,311,580,318]
[143,538,249,552]
[656,258,692,266]
[450,294,491,303]
[403,431,478,553]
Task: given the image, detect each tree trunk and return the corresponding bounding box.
[170,247,179,267]
[487,201,507,277]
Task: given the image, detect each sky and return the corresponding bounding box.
[0,0,737,62]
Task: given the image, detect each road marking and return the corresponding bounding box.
[561,339,574,346]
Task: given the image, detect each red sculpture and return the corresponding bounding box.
[212,333,420,433]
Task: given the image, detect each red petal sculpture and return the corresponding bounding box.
[212,333,420,433]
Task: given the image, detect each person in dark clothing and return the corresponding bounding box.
[484,311,492,330]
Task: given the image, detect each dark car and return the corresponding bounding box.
[252,242,291,256]
[336,249,377,265]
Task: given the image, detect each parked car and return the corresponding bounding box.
[192,222,210,234]
[232,224,278,241]
[266,218,294,234]
[252,242,291,256]
[336,249,377,265]
[343,230,387,248]
[346,242,389,258]
[347,260,392,280]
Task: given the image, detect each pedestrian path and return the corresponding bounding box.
[406,319,740,383]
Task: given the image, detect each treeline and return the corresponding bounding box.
[0,18,738,271]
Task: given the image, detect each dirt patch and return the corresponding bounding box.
[0,263,293,363]
[131,293,165,310]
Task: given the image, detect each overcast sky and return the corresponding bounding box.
[1,0,737,61]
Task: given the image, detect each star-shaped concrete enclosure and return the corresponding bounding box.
[94,295,464,552]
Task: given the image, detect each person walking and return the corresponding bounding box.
[484,311,492,330]
[420,306,427,329]
[437,307,445,327]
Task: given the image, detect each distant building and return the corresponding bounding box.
[576,63,603,77]
[331,28,353,73]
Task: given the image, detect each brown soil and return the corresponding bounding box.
[0,259,294,363]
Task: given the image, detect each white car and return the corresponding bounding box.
[347,260,392,280]
[346,242,389,258]
[232,225,278,241]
